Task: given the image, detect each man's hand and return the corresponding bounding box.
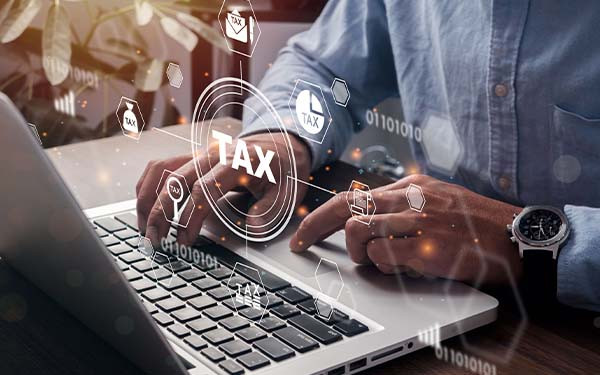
[136,133,311,247]
[290,174,522,285]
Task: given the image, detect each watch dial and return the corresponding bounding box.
[518,209,563,242]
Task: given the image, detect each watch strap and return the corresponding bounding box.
[522,249,558,308]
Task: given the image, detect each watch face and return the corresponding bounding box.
[518,209,563,242]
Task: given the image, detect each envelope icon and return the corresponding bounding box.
[226,10,248,43]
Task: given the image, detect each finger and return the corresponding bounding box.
[245,189,279,229]
[136,155,192,233]
[344,213,421,264]
[289,192,351,252]
[176,163,245,246]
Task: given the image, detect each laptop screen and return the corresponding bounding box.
[0,0,200,148]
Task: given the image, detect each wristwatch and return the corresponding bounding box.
[507,206,570,304]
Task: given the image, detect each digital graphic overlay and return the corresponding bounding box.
[347,180,376,225]
[27,122,42,146]
[406,183,426,213]
[218,0,261,58]
[156,170,195,229]
[166,62,183,89]
[191,77,298,242]
[314,258,344,320]
[288,79,333,145]
[331,77,350,107]
[116,96,146,141]
[226,262,268,323]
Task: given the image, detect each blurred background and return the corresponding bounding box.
[0,0,412,179]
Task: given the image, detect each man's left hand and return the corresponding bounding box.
[290,174,523,285]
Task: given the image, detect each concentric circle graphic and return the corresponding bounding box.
[191,78,298,242]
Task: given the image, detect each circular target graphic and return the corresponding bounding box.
[191,78,298,242]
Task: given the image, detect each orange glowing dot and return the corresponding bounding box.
[204,72,209,77]
[327,149,333,155]
[220,236,226,241]
[388,235,394,240]
[215,182,222,188]
[296,205,309,217]
[238,175,249,186]
[298,240,304,246]
[177,116,187,124]
[422,213,427,218]
[420,241,435,257]
[170,97,175,103]
[324,166,331,172]
[373,107,378,113]
[474,238,479,243]
[417,230,423,236]
[42,132,47,137]
[351,148,362,161]
[136,49,141,54]
[197,205,203,210]
[236,220,242,226]
[332,189,337,193]
[309,176,314,181]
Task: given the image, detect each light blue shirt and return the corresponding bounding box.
[241,0,600,311]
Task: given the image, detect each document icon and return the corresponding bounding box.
[226,9,254,44]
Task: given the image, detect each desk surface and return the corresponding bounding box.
[1,121,599,375]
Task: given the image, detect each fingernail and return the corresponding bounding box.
[146,226,159,247]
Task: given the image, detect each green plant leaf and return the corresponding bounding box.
[0,0,15,26]
[175,12,230,54]
[42,2,72,86]
[134,58,164,92]
[160,16,197,52]
[0,0,41,43]
[135,0,153,26]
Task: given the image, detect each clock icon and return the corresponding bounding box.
[295,89,325,135]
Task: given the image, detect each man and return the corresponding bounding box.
[136,1,599,311]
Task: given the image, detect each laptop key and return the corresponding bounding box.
[152,252,173,265]
[153,312,173,326]
[143,300,158,314]
[132,260,155,273]
[187,318,217,334]
[297,299,317,314]
[315,309,349,325]
[184,335,208,351]
[208,267,232,280]
[276,287,311,305]
[220,316,250,332]
[188,295,217,310]
[172,307,202,323]
[257,317,285,332]
[193,278,220,291]
[95,217,127,232]
[203,328,234,345]
[208,287,233,301]
[142,288,170,302]
[288,315,342,345]
[271,304,301,319]
[130,278,155,293]
[116,260,129,271]
[204,305,233,321]
[145,268,173,281]
[159,276,186,290]
[333,319,369,337]
[259,295,283,309]
[123,269,142,281]
[227,275,251,289]
[156,297,185,312]
[166,260,191,273]
[236,351,270,371]
[233,263,290,292]
[273,326,319,353]
[219,359,245,375]
[167,323,190,338]
[220,340,252,357]
[119,251,145,264]
[239,307,265,321]
[173,285,201,300]
[114,228,138,240]
[223,298,250,311]
[254,337,295,361]
[201,347,225,363]
[114,212,139,231]
[102,236,120,247]
[108,244,132,256]
[179,268,204,282]
[236,326,267,343]
[95,228,108,238]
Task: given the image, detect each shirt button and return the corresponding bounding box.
[494,83,508,97]
[498,176,512,191]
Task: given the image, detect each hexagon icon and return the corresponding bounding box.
[314,258,344,320]
[347,180,376,226]
[166,62,183,88]
[288,79,333,145]
[137,236,155,257]
[406,183,426,212]
[227,262,268,323]
[218,0,261,58]
[116,96,146,141]
[156,170,195,228]
[421,114,464,176]
[331,78,350,107]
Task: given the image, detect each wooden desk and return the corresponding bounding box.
[1,121,599,374]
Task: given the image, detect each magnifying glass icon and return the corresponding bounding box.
[166,176,184,222]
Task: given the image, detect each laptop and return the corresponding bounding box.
[0,93,498,374]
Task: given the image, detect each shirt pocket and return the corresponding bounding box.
[549,105,600,206]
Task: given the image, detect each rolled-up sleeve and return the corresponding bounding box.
[557,205,600,312]
[240,0,399,170]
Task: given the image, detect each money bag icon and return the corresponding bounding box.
[123,102,139,133]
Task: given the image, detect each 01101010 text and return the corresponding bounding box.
[365,109,422,143]
[160,237,219,270]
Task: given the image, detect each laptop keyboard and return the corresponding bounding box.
[92,213,369,374]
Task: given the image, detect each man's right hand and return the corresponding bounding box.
[136,132,311,248]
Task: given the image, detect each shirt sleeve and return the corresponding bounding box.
[240,0,399,170]
[557,205,600,312]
